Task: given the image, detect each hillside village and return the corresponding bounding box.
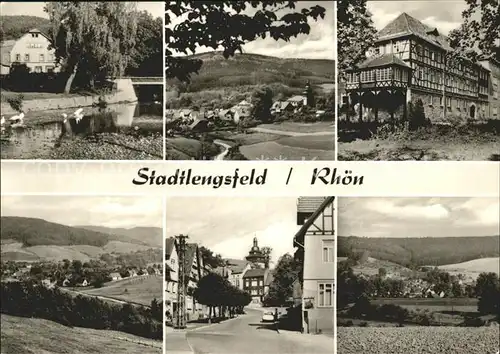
[166,81,333,136]
[1,259,162,289]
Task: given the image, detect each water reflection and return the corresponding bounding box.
[1,102,162,159]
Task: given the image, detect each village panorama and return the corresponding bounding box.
[0,196,164,354]
[165,1,336,161]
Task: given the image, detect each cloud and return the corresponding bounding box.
[167,1,335,60]
[364,199,450,220]
[166,197,299,263]
[454,199,500,227]
[0,196,162,228]
[367,1,466,35]
[338,197,498,238]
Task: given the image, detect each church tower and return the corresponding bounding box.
[303,80,315,107]
[245,237,266,268]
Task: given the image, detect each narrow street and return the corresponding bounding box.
[166,308,334,354]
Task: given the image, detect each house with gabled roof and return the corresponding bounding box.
[165,237,179,314]
[294,196,335,334]
[1,28,59,73]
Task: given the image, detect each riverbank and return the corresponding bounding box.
[1,79,138,115]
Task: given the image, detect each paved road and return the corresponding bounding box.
[166,309,334,354]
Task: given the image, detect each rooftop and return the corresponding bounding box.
[243,268,267,278]
[357,54,411,70]
[377,12,452,51]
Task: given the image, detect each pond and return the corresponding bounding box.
[1,102,163,159]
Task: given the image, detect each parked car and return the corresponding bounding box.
[261,311,275,323]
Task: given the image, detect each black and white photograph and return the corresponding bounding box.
[165,197,334,354]
[337,0,500,161]
[336,197,500,354]
[165,1,335,161]
[0,196,163,353]
[0,2,163,160]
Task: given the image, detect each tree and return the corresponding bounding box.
[165,1,326,83]
[126,11,163,77]
[475,272,500,315]
[261,247,273,269]
[251,86,274,123]
[337,0,377,77]
[198,246,225,268]
[378,267,387,278]
[448,0,500,62]
[264,253,300,306]
[45,2,138,93]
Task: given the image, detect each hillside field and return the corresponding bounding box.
[337,326,499,354]
[337,236,500,267]
[0,314,162,354]
[165,52,335,109]
[80,275,162,306]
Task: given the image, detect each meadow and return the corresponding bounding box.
[337,326,499,354]
[0,314,162,354]
[81,275,163,306]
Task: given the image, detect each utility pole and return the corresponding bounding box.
[176,234,188,329]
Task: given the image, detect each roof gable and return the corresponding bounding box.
[377,12,452,51]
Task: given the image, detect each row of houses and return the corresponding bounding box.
[165,235,275,322]
[165,197,335,334]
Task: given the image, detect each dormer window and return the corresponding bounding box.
[426,28,439,37]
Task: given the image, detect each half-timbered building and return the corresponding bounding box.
[343,12,493,123]
[294,196,335,334]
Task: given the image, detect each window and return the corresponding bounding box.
[251,280,257,286]
[318,283,334,307]
[322,240,334,263]
[15,54,21,61]
[24,54,30,62]
[39,54,45,62]
[34,66,42,73]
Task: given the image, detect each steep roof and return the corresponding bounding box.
[288,95,306,102]
[294,196,335,246]
[357,54,411,69]
[297,197,329,213]
[165,237,176,260]
[377,12,452,51]
[243,268,267,278]
[225,258,250,274]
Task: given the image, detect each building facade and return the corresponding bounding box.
[243,268,270,304]
[294,197,335,334]
[343,12,493,123]
[479,58,500,120]
[0,28,59,74]
[165,237,179,320]
[225,259,251,290]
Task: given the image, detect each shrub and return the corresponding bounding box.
[5,93,24,112]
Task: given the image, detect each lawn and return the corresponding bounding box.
[240,140,335,160]
[166,136,220,160]
[257,121,334,134]
[0,314,162,354]
[81,276,162,306]
[338,139,500,161]
[278,135,334,150]
[338,124,500,161]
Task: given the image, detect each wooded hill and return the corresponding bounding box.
[168,52,335,93]
[0,16,51,42]
[76,226,162,248]
[0,217,148,247]
[338,236,500,267]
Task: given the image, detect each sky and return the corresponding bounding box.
[338,198,499,238]
[166,197,300,266]
[167,1,335,60]
[0,196,163,229]
[0,2,164,19]
[367,0,467,35]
